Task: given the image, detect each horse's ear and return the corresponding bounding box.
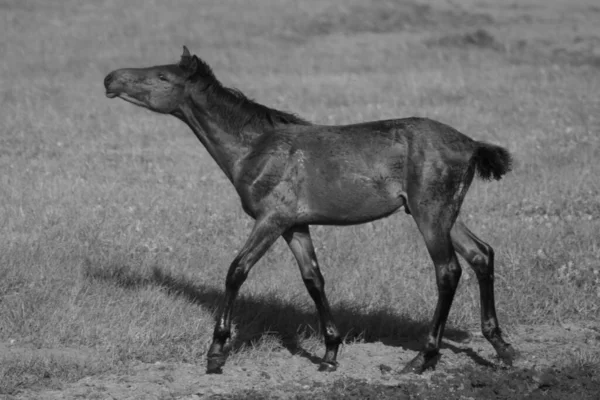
[179,46,199,76]
[179,45,194,71]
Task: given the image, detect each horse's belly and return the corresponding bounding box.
[299,178,406,225]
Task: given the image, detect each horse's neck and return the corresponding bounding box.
[178,87,308,183]
[178,101,252,183]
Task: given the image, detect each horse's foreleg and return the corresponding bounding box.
[283,225,342,372]
[206,215,285,374]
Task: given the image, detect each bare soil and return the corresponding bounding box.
[4,323,599,399]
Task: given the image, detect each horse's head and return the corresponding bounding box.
[104,46,203,114]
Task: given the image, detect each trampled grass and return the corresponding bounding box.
[1,0,599,394]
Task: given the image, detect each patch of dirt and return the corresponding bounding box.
[7,323,600,399]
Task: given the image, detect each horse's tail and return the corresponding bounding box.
[471,141,513,181]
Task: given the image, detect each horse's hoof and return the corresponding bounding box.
[318,361,338,372]
[400,360,424,375]
[497,344,519,366]
[206,355,225,374]
[400,352,439,375]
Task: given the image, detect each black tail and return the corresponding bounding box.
[472,142,513,181]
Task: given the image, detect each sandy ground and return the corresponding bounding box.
[4,322,599,399]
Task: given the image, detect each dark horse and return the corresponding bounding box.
[104,46,516,374]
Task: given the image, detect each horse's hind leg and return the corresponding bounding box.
[283,225,342,372]
[450,221,517,365]
[402,205,463,374]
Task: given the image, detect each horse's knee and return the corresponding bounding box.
[436,257,462,291]
[225,263,248,292]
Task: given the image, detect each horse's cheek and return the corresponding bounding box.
[163,86,183,110]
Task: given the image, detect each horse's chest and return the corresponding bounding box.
[234,156,296,217]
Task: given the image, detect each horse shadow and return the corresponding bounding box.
[84,260,487,368]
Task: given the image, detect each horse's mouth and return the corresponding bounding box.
[106,91,148,108]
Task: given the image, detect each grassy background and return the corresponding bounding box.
[1,0,599,394]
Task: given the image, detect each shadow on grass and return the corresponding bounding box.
[83,260,479,366]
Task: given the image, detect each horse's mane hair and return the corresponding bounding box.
[193,57,311,132]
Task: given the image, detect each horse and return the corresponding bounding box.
[104,46,516,374]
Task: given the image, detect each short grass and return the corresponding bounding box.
[1,0,600,395]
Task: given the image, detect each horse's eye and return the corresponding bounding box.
[158,73,168,81]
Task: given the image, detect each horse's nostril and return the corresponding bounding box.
[104,73,114,88]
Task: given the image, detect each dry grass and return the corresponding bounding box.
[1,0,600,395]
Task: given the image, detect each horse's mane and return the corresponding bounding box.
[193,58,311,132]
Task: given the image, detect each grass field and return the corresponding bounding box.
[1,0,600,396]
